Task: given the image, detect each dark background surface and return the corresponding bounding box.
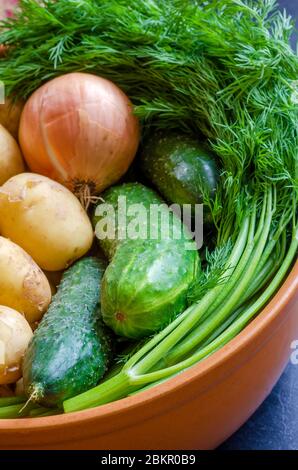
[220,0,298,451]
[279,0,297,48]
[220,363,298,450]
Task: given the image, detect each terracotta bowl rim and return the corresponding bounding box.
[0,260,297,431]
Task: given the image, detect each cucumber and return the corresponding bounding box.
[93,183,199,339]
[139,131,219,213]
[22,257,113,407]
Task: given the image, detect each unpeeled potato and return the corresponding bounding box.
[0,306,33,385]
[0,237,52,324]
[0,124,25,185]
[0,97,24,139]
[0,173,94,271]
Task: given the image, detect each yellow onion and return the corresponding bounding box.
[19,73,140,205]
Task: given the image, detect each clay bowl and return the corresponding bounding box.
[0,260,297,450]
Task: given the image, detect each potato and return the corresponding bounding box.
[0,124,25,185]
[0,97,24,139]
[0,237,52,324]
[0,173,94,271]
[0,306,33,385]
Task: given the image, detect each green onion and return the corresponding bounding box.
[0,403,28,419]
[0,396,26,407]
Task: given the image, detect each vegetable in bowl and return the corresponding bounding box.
[139,131,219,218]
[0,236,52,325]
[0,124,24,184]
[18,73,140,207]
[0,173,94,271]
[93,183,199,339]
[0,306,33,385]
[23,257,113,407]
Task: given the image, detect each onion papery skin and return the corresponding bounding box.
[19,73,140,198]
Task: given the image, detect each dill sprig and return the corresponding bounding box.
[187,240,233,304]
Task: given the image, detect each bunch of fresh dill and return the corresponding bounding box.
[0,0,297,413]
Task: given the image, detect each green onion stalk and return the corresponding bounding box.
[0,396,60,419]
[0,0,297,414]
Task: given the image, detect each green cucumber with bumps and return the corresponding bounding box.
[22,257,113,407]
[139,131,219,216]
[93,183,199,339]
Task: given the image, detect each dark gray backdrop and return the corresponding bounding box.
[279,0,297,48]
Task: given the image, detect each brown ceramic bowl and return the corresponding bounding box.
[0,261,297,450]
